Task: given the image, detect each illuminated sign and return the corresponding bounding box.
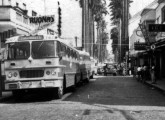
[151,44,156,50]
[18,35,44,41]
[149,24,165,32]
[29,16,54,24]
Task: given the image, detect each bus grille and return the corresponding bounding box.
[20,70,44,78]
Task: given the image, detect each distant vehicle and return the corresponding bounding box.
[97,67,104,75]
[103,63,117,76]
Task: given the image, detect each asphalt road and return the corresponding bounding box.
[1,76,165,120]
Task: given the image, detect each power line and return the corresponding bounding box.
[83,43,129,45]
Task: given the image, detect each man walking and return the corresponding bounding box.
[151,64,156,84]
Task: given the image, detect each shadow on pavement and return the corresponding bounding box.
[63,76,165,107]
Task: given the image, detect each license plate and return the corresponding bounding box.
[9,84,17,89]
[46,82,54,87]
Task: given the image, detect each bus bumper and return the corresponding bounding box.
[4,79,63,90]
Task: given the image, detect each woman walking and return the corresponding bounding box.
[150,64,156,84]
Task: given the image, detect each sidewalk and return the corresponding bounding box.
[145,79,165,92]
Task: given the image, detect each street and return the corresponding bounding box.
[1,76,165,120]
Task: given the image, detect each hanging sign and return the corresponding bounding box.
[29,15,55,24]
[149,24,165,32]
[30,15,55,35]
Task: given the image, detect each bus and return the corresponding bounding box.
[3,35,90,99]
[78,50,93,82]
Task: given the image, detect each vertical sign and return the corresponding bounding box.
[139,24,150,45]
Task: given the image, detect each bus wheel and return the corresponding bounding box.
[63,75,66,94]
[12,90,24,100]
[90,72,94,79]
[85,75,89,83]
[55,87,63,99]
[71,75,77,92]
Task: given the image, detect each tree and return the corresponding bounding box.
[109,0,132,25]
[110,27,118,54]
[109,0,133,62]
[77,0,109,62]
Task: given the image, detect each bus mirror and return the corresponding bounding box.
[58,51,64,60]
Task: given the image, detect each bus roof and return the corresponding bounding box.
[6,35,59,43]
[5,35,82,53]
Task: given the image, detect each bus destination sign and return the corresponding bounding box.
[148,24,165,32]
[18,35,44,41]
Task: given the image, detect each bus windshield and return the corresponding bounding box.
[32,41,55,59]
[7,42,30,60]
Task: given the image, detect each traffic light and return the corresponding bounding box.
[58,7,62,36]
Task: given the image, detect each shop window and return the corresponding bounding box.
[161,6,165,23]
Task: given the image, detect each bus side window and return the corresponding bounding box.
[73,51,76,59]
[56,42,61,57]
[65,46,68,57]
[75,52,77,60]
[62,44,66,57]
[71,50,73,58]
[67,48,70,58]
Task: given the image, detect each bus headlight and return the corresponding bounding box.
[8,72,12,78]
[51,71,56,75]
[46,71,50,75]
[13,72,18,77]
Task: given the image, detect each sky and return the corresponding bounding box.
[45,0,82,47]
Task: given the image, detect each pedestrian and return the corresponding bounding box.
[137,65,142,81]
[142,65,147,83]
[141,65,144,82]
[103,64,108,76]
[150,64,156,84]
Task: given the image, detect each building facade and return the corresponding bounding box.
[129,0,165,80]
[0,0,45,47]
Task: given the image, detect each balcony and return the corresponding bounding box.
[140,8,156,22]
[0,6,34,34]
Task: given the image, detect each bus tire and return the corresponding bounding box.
[55,87,63,99]
[71,75,77,92]
[85,73,89,83]
[63,75,66,94]
[90,72,94,79]
[12,90,24,100]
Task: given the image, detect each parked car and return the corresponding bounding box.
[97,67,104,75]
[103,63,117,76]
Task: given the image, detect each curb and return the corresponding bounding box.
[144,81,165,93]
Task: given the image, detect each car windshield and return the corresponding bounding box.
[32,41,55,59]
[7,42,30,60]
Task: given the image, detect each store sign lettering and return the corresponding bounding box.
[29,16,54,24]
